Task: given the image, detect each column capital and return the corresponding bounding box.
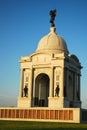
[20,68,25,71]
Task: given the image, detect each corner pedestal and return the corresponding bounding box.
[48,97,64,108]
[17,97,31,108]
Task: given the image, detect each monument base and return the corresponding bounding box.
[48,97,64,108]
[0,107,87,123]
[17,97,31,108]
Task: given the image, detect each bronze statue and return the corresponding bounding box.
[49,9,56,27]
[24,85,28,97]
[55,85,60,97]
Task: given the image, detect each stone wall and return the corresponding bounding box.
[0,107,83,123]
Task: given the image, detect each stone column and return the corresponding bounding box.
[64,67,68,97]
[19,68,24,97]
[73,72,75,100]
[28,68,33,99]
[74,73,77,100]
[78,74,80,101]
[32,69,35,106]
[49,67,54,97]
[66,68,69,97]
[60,67,64,97]
[33,78,35,98]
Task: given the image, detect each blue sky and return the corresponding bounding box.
[0,0,87,108]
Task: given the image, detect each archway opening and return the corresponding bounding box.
[34,73,49,107]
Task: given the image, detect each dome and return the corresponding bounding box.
[36,27,69,54]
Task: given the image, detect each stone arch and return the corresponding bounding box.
[34,73,49,107]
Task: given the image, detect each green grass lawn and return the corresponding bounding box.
[0,120,87,130]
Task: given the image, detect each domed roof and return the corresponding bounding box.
[36,27,69,54]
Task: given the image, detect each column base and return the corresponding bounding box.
[17,97,31,108]
[70,100,82,108]
[64,98,82,108]
[48,97,64,108]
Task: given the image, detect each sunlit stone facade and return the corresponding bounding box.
[17,27,82,108]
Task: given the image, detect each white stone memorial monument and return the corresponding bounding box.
[0,10,87,123]
[18,9,82,109]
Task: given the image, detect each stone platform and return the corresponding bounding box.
[0,107,87,123]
